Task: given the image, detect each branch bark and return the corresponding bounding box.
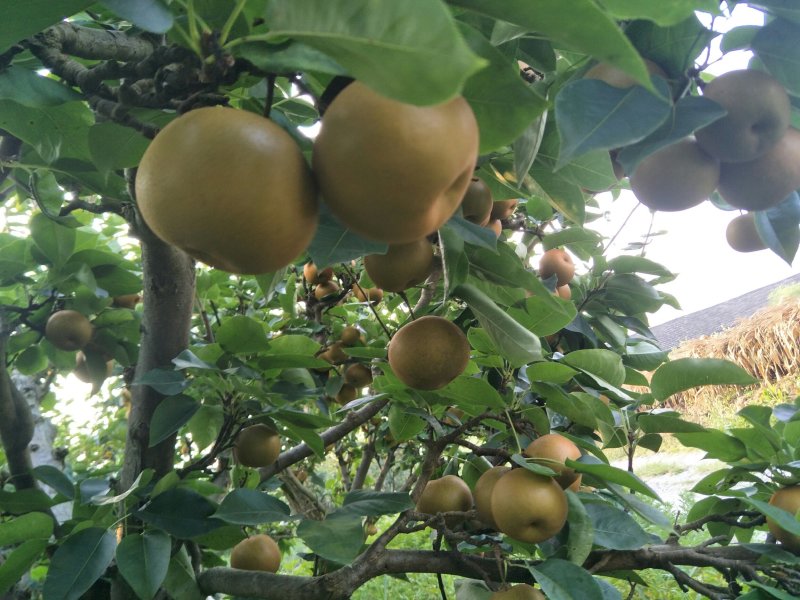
[0,321,35,489]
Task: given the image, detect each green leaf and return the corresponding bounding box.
[455,283,542,367]
[0,67,81,106]
[442,215,498,253]
[650,357,758,401]
[566,491,594,565]
[562,349,626,388]
[607,255,674,278]
[585,502,655,550]
[0,0,93,52]
[116,531,171,600]
[753,18,800,96]
[297,514,365,563]
[525,362,578,384]
[148,395,200,447]
[626,15,714,77]
[213,489,291,525]
[616,95,727,175]
[42,527,116,600]
[135,368,188,395]
[88,122,150,173]
[598,0,718,26]
[673,430,747,462]
[216,315,269,354]
[307,205,387,268]
[0,489,54,514]
[604,273,665,314]
[136,488,224,539]
[339,490,414,517]
[388,404,427,442]
[162,546,204,600]
[555,78,671,168]
[518,292,577,337]
[637,414,705,434]
[754,192,800,265]
[440,376,505,411]
[528,163,586,224]
[266,0,486,105]
[514,112,548,186]
[238,40,347,76]
[568,459,660,500]
[458,24,548,153]
[0,540,48,596]
[451,0,653,88]
[744,498,800,537]
[267,334,321,357]
[30,212,76,267]
[100,0,173,33]
[530,558,605,600]
[0,512,53,546]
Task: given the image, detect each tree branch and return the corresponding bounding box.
[0,324,35,489]
[259,397,390,482]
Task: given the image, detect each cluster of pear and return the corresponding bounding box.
[415,434,580,545]
[135,81,481,276]
[45,309,109,384]
[589,63,797,253]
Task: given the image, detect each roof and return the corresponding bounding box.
[650,272,800,350]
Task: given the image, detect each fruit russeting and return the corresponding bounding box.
[313,81,479,243]
[726,213,766,253]
[524,434,582,491]
[490,468,568,544]
[538,248,575,287]
[460,177,493,225]
[45,310,94,351]
[490,199,518,221]
[344,363,373,387]
[767,486,800,552]
[353,286,383,304]
[339,326,363,346]
[303,262,334,285]
[135,106,318,274]
[229,534,281,572]
[388,315,470,390]
[314,279,340,300]
[415,475,473,517]
[695,69,791,163]
[234,424,281,468]
[364,239,435,292]
[629,138,720,212]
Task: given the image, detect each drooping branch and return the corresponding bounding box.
[259,397,390,482]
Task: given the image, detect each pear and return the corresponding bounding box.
[364,239,435,293]
[726,213,766,253]
[696,69,791,163]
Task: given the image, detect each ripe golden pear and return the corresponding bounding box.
[230,534,281,572]
[460,178,493,225]
[490,584,546,599]
[323,342,348,365]
[314,280,340,300]
[304,262,334,285]
[767,486,800,552]
[491,468,568,544]
[726,213,766,253]
[630,138,719,211]
[313,82,479,243]
[717,128,800,211]
[135,106,318,274]
[344,363,373,387]
[555,285,571,300]
[339,326,363,347]
[524,434,582,491]
[45,310,94,351]
[388,316,470,390]
[538,249,575,287]
[112,294,140,309]
[490,199,518,221]
[696,69,791,163]
[584,58,667,88]
[416,475,473,517]
[234,424,281,468]
[353,286,383,304]
[364,239,435,293]
[474,466,511,528]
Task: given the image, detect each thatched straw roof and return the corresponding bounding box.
[664,298,800,411]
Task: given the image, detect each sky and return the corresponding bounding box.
[591,5,798,326]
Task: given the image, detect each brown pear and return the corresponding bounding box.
[717,128,800,211]
[726,213,766,253]
[460,178,493,225]
[490,199,518,221]
[491,468,568,544]
[538,249,575,287]
[45,310,94,351]
[364,239,435,293]
[474,466,511,528]
[524,434,582,491]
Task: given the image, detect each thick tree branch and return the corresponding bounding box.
[259,397,390,482]
[351,439,375,490]
[0,325,35,489]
